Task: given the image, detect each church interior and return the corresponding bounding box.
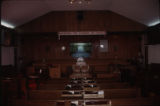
[1,0,160,106]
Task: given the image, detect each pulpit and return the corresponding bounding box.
[49,64,61,78]
[70,57,91,78]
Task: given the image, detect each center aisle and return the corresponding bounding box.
[61,77,111,106]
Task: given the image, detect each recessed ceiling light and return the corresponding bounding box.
[1,21,15,29]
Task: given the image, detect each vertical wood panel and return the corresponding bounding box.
[20,35,141,64]
[18,11,146,66]
[18,11,146,32]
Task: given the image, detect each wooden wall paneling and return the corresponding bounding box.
[55,41,64,59]
[58,40,69,58]
[21,39,33,64]
[81,11,106,31]
[105,11,112,30]
[32,18,41,32]
[113,35,129,59]
[20,34,141,63]
[18,11,146,33]
[65,12,79,31]
[54,12,67,31]
[33,39,40,61]
[17,11,146,76]
[36,12,56,32]
[120,36,128,59]
[109,12,146,31]
[37,39,45,60]
[20,35,141,62]
[106,35,117,59]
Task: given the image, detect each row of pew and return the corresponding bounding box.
[11,77,160,106]
[12,98,158,106]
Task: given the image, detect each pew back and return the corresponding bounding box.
[39,84,66,90]
[29,90,62,100]
[98,82,129,89]
[111,98,156,106]
[104,88,140,99]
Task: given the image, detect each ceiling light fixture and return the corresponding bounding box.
[1,21,15,29]
[69,0,92,4]
[148,20,160,26]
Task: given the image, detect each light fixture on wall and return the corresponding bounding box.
[1,20,15,29]
[58,31,106,40]
[69,0,92,4]
[100,44,104,48]
[61,46,66,51]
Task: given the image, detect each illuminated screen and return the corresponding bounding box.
[70,43,92,58]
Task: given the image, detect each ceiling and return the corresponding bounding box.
[1,0,160,28]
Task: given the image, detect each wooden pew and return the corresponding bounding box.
[39,83,66,90]
[28,90,62,100]
[44,79,69,84]
[104,88,140,99]
[11,99,71,106]
[39,80,130,90]
[12,99,112,106]
[96,78,121,83]
[29,88,140,100]
[11,100,56,106]
[96,73,120,80]
[98,82,130,89]
[40,79,129,90]
[111,98,158,106]
[10,98,160,106]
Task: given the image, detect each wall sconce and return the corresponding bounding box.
[99,40,108,52]
[100,44,104,48]
[61,46,66,51]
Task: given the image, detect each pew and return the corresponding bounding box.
[104,88,141,99]
[44,78,69,84]
[28,90,62,100]
[39,79,130,90]
[39,83,66,90]
[98,82,130,89]
[12,99,107,106]
[11,99,71,106]
[96,73,120,80]
[111,98,159,106]
[28,88,140,100]
[12,99,111,106]
[12,100,56,106]
[96,78,121,83]
[13,98,159,106]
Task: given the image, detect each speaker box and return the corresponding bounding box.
[77,11,84,21]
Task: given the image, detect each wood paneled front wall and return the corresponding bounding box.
[17,11,147,75]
